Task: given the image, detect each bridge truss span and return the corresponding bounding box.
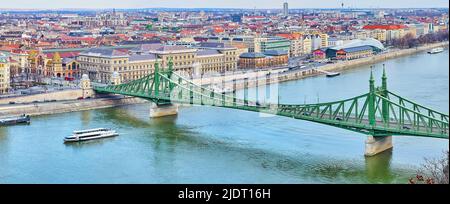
[93,61,449,140]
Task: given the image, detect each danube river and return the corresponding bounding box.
[0,49,448,184]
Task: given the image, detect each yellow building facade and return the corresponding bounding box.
[0,56,10,94]
[78,49,156,83]
[45,52,64,77]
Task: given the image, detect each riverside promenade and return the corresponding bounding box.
[318,41,449,73]
[0,96,147,117]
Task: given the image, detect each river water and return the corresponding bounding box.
[0,49,448,184]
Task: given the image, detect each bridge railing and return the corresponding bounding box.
[278,93,370,121]
[93,70,449,139]
[167,72,273,109]
[95,74,155,95]
[376,94,448,138]
[276,93,374,135]
[161,74,253,108]
[387,91,449,123]
[275,92,448,138]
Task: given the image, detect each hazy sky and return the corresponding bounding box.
[0,0,448,9]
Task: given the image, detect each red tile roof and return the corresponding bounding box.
[142,33,158,39]
[276,33,302,40]
[245,16,265,19]
[0,44,21,51]
[363,25,407,30]
[46,51,80,59]
[60,35,96,42]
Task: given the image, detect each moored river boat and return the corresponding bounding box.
[0,114,31,126]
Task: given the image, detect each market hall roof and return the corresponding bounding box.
[339,45,373,53]
[330,38,385,51]
[362,24,408,30]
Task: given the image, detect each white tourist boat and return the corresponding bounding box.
[427,47,444,54]
[72,128,111,135]
[64,128,118,143]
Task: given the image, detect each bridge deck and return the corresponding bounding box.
[93,67,449,139]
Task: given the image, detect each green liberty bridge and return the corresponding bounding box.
[93,61,449,156]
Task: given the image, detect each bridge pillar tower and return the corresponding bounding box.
[149,102,179,118]
[80,74,93,99]
[149,59,179,118]
[111,71,121,85]
[365,68,393,156]
[365,136,393,157]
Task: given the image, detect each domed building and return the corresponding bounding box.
[45,52,64,78]
[331,38,385,53]
[316,38,385,60]
[80,73,93,99]
[111,71,121,85]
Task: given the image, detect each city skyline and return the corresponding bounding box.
[0,0,448,9]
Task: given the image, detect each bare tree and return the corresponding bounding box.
[390,30,449,49]
[410,151,449,184]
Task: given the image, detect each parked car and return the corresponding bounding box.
[8,101,16,104]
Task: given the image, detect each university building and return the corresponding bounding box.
[132,44,197,74]
[78,48,156,83]
[78,43,240,83]
[195,42,238,74]
[132,43,239,75]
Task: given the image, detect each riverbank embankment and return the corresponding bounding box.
[0,97,148,117]
[318,41,449,73]
[0,89,84,105]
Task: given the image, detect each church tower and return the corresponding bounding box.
[111,71,121,85]
[80,74,93,98]
[52,52,63,77]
